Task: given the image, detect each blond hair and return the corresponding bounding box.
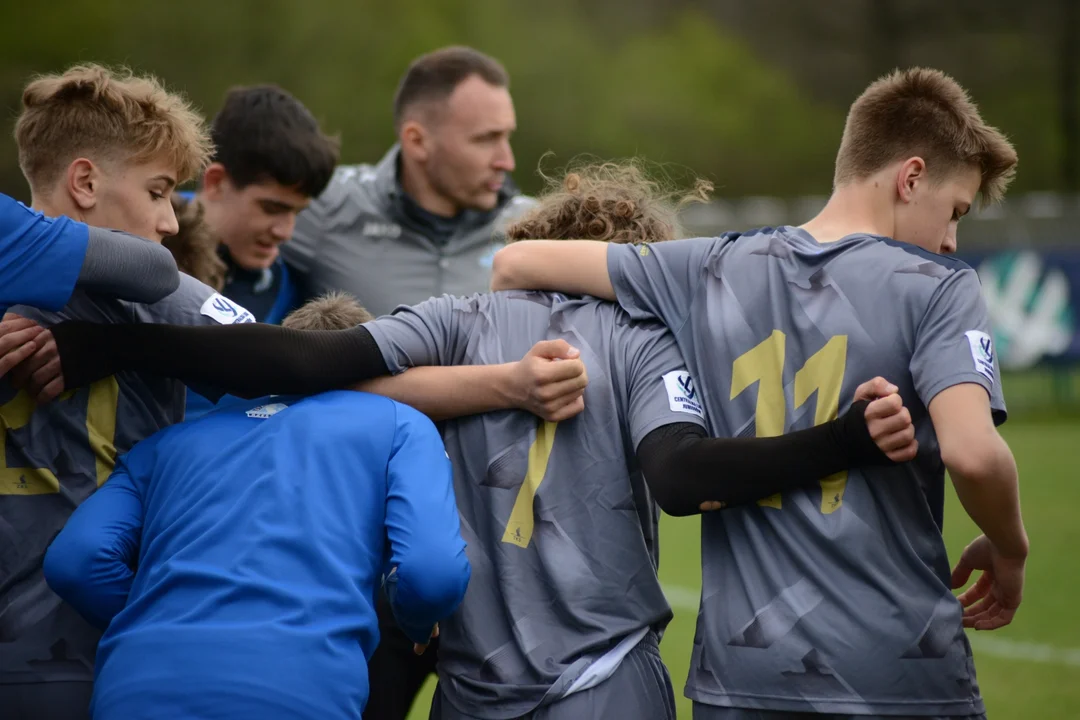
[834,67,1017,205]
[162,196,226,291]
[506,160,711,245]
[282,291,374,331]
[15,63,212,193]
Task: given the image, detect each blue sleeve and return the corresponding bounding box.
[43,453,147,630]
[0,192,88,312]
[383,403,470,645]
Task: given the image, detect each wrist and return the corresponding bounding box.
[491,362,524,410]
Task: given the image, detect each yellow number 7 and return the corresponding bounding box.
[501,419,557,548]
[730,331,848,514]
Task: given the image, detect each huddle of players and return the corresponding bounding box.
[0,48,1024,720]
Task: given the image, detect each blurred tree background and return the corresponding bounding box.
[1,0,1076,200]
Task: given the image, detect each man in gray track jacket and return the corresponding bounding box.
[284,46,535,319]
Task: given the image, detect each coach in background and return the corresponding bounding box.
[283,46,534,318]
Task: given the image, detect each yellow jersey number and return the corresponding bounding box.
[730,331,848,514]
[0,378,120,495]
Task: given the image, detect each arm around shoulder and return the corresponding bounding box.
[490,240,615,299]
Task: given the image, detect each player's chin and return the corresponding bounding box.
[466,190,500,212]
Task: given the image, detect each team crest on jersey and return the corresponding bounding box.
[246,402,289,419]
[662,370,705,419]
[964,330,995,384]
[200,293,255,325]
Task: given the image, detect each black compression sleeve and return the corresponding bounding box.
[636,400,892,516]
[50,321,390,397]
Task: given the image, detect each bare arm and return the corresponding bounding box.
[930,383,1027,559]
[491,240,615,299]
[354,340,589,423]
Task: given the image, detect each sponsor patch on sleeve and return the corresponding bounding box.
[964,330,995,384]
[662,370,705,419]
[200,293,255,325]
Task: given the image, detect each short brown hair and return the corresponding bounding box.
[393,46,509,131]
[506,160,712,245]
[15,63,212,193]
[834,67,1017,205]
[282,291,373,331]
[162,196,226,291]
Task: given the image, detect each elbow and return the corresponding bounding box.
[940,432,1013,483]
[490,244,525,291]
[131,245,181,303]
[395,545,471,620]
[43,535,91,603]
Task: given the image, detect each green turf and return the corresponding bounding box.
[408,419,1079,719]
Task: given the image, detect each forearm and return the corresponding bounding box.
[948,439,1028,558]
[354,364,518,422]
[79,227,180,303]
[51,321,390,396]
[490,240,615,299]
[639,401,887,516]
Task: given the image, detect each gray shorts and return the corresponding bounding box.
[430,632,676,720]
[691,705,987,720]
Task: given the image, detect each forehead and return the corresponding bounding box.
[106,156,180,184]
[440,75,515,132]
[941,164,982,204]
[236,178,310,208]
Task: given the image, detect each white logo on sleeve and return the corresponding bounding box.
[965,330,995,383]
[663,370,705,419]
[246,402,289,419]
[200,293,255,325]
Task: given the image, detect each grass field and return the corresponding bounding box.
[407,418,1080,719]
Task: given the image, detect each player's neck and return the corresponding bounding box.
[798,183,895,244]
[30,189,84,223]
[399,159,458,218]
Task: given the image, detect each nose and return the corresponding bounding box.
[493,139,515,172]
[159,203,180,239]
[271,213,297,241]
[942,225,958,254]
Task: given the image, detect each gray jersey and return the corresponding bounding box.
[364,291,705,719]
[608,227,1005,717]
[283,146,535,318]
[0,276,252,685]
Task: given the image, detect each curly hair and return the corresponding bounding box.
[505,160,712,245]
[162,195,226,291]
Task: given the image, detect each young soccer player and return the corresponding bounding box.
[43,294,467,719]
[489,68,1025,719]
[0,63,252,720]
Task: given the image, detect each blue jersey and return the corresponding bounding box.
[43,392,470,719]
[0,192,88,313]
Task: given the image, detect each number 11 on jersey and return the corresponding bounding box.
[731,331,848,514]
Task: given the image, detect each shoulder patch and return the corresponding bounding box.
[964,330,995,383]
[662,370,705,419]
[200,293,255,325]
[246,402,289,419]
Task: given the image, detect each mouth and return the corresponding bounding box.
[253,239,278,255]
[486,177,505,193]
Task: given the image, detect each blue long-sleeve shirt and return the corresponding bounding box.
[1,191,180,312]
[44,391,469,719]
